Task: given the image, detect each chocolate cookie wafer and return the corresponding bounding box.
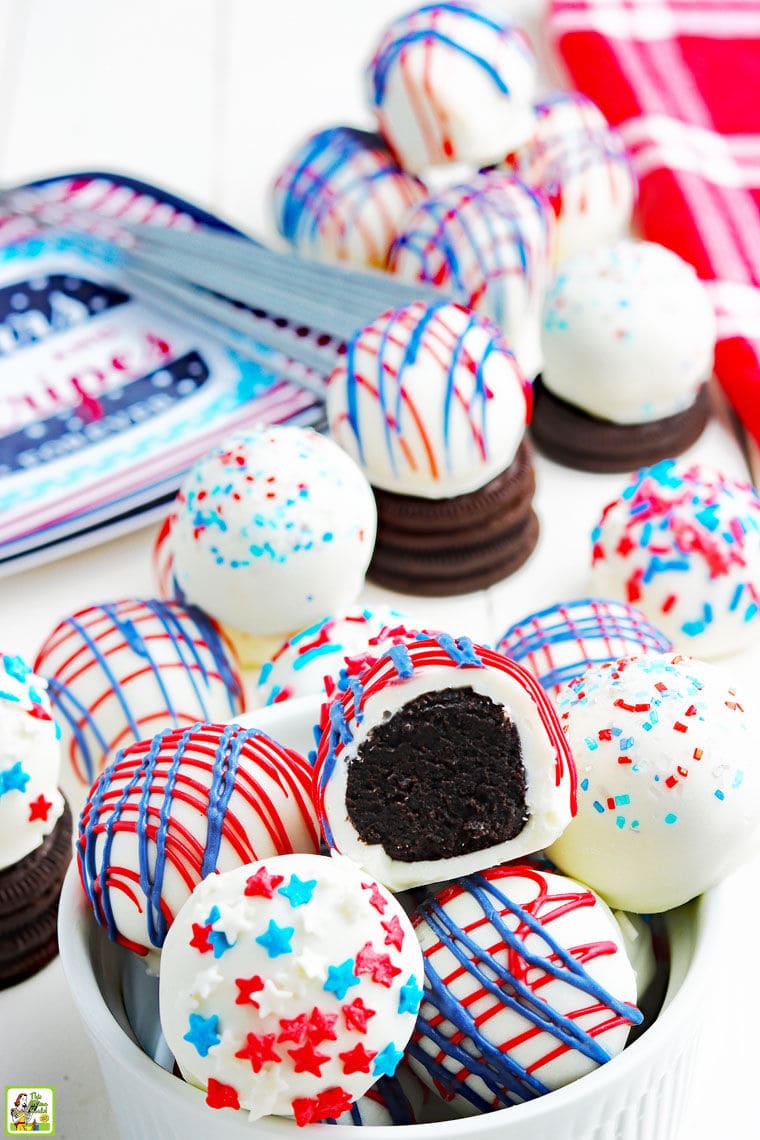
[528,373,715,471]
[0,799,72,989]
[530,380,710,474]
[369,442,539,595]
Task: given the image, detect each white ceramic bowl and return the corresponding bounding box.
[57,698,721,1140]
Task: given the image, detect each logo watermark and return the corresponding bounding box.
[4,1087,55,1135]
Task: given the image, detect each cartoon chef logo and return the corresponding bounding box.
[4,1088,55,1134]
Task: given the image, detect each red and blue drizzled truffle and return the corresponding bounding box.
[547,652,760,912]
[500,90,637,262]
[77,722,319,966]
[496,597,673,696]
[158,853,424,1124]
[314,634,576,891]
[388,173,553,381]
[408,863,641,1114]
[272,125,427,268]
[326,299,538,594]
[367,2,537,172]
[591,459,760,657]
[34,598,245,813]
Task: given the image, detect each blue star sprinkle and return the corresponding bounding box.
[373,1042,404,1078]
[398,974,424,1015]
[0,762,31,797]
[183,1012,220,1058]
[255,919,295,958]
[208,928,235,958]
[323,959,360,1000]
[278,875,317,908]
[201,903,236,958]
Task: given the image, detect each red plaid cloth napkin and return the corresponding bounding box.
[546,0,760,449]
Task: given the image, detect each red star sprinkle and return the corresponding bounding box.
[244,867,284,898]
[234,1032,282,1072]
[361,881,387,914]
[339,1042,377,1075]
[315,1087,354,1121]
[293,1087,355,1125]
[235,974,265,1006]
[292,1096,320,1126]
[381,914,404,951]
[27,793,53,822]
[354,942,401,987]
[278,1013,309,1045]
[287,1041,330,1077]
[189,922,213,954]
[342,997,376,1034]
[305,1006,338,1046]
[206,1078,240,1111]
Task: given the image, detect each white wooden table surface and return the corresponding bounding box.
[0,2,757,1137]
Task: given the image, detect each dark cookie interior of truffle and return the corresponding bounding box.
[345,686,527,862]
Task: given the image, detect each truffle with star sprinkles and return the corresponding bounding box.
[408,863,641,1115]
[168,426,377,650]
[496,597,673,696]
[158,853,424,1124]
[255,606,410,707]
[590,459,760,658]
[314,634,576,891]
[388,173,553,382]
[272,125,428,268]
[326,300,539,595]
[367,2,537,173]
[77,722,319,965]
[500,90,637,263]
[546,653,760,912]
[34,597,246,815]
[532,241,715,472]
[0,651,72,988]
[0,652,64,870]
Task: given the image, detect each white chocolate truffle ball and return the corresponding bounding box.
[35,598,245,813]
[77,723,319,964]
[547,653,760,912]
[255,606,408,706]
[389,174,554,380]
[327,300,530,498]
[170,426,377,639]
[408,863,640,1113]
[314,635,576,891]
[591,459,760,658]
[541,240,716,424]
[159,853,424,1123]
[272,125,427,268]
[0,652,63,870]
[496,597,673,696]
[367,1,537,173]
[503,92,637,262]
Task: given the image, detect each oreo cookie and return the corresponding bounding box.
[0,799,72,989]
[530,380,711,473]
[369,441,538,595]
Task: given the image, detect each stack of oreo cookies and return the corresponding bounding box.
[0,652,72,989]
[327,300,539,596]
[1,802,72,989]
[372,439,538,594]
